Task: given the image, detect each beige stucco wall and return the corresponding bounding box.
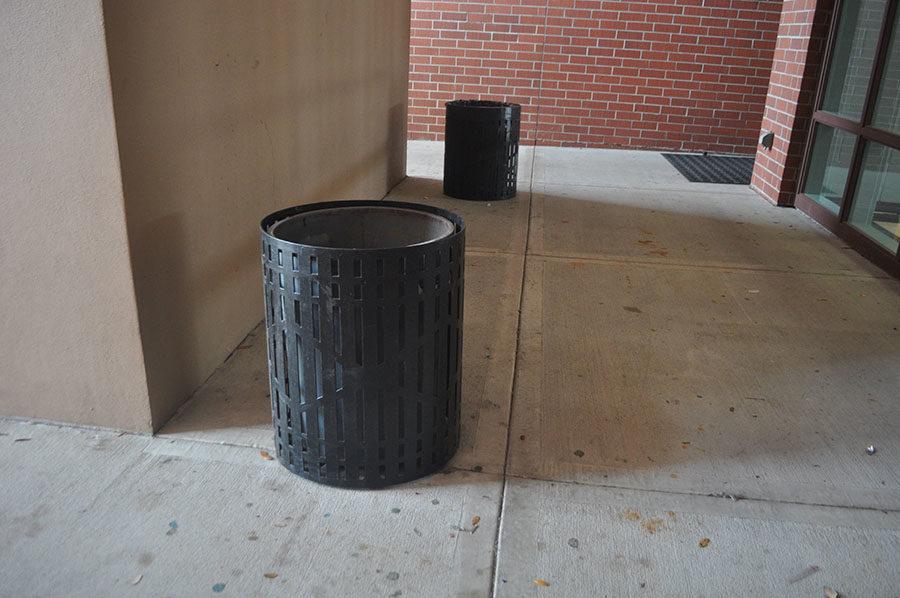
[0,1,152,431]
[102,1,410,428]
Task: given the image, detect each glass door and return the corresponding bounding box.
[797,0,900,275]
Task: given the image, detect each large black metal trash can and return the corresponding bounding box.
[260,200,466,488]
[443,100,521,200]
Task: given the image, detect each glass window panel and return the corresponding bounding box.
[802,123,858,214]
[821,0,887,121]
[872,8,900,134]
[848,142,900,252]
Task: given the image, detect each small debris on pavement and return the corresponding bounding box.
[131,574,143,585]
[787,565,819,584]
[866,445,876,455]
[390,508,401,514]
[708,492,742,501]
[166,520,178,536]
[698,538,710,548]
[567,538,579,549]
[823,586,839,598]
[259,450,274,460]
[431,499,439,505]
[14,438,31,442]
[534,579,550,587]
[573,449,585,458]
[472,465,483,472]
[471,515,481,526]
[212,583,226,593]
[643,518,665,534]
[386,571,400,581]
[263,572,278,579]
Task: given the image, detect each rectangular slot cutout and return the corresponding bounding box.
[314,348,323,399]
[334,361,343,391]
[416,346,423,393]
[377,391,385,442]
[335,398,345,442]
[398,305,405,350]
[376,307,384,364]
[432,330,439,396]
[296,334,306,404]
[333,305,342,355]
[282,330,290,394]
[356,388,365,442]
[354,306,363,365]
[418,301,424,337]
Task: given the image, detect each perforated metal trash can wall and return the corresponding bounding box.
[260,201,466,488]
[443,100,521,201]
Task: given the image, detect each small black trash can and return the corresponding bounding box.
[443,100,521,201]
[260,200,465,488]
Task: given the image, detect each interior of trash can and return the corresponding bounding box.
[270,205,455,250]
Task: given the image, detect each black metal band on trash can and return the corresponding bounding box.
[443,100,521,201]
[260,200,466,488]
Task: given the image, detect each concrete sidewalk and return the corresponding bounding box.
[2,141,898,597]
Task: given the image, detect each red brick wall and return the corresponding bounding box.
[409,0,783,154]
[750,0,832,205]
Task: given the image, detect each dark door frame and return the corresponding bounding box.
[795,0,900,277]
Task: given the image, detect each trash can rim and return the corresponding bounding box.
[260,200,465,252]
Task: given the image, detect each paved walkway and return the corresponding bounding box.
[2,141,898,597]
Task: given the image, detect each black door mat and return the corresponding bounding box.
[662,153,754,184]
